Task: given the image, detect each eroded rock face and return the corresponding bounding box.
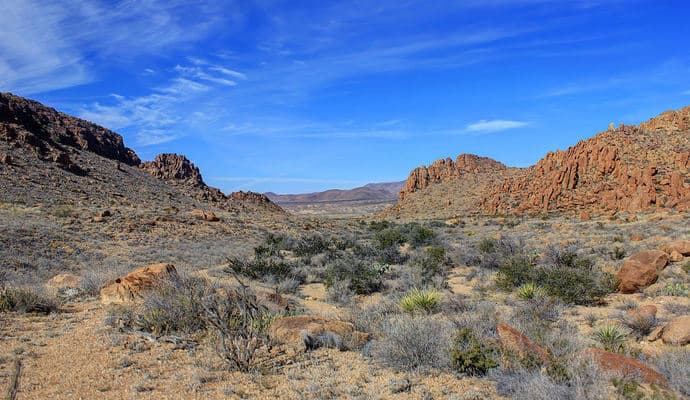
[496,323,550,365]
[617,250,669,293]
[0,92,140,165]
[399,154,508,201]
[480,107,690,215]
[268,315,369,352]
[100,263,177,305]
[583,348,667,386]
[140,154,205,187]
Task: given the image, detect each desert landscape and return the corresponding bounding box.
[1,2,690,399]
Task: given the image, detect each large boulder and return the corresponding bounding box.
[190,209,219,222]
[617,250,669,293]
[583,348,667,386]
[268,315,369,352]
[497,323,550,365]
[651,315,690,346]
[660,241,690,257]
[100,263,177,305]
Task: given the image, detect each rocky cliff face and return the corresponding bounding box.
[399,154,508,202]
[141,153,283,213]
[0,92,140,167]
[140,153,205,187]
[387,106,690,219]
[480,108,690,215]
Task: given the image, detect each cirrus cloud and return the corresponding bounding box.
[465,119,528,133]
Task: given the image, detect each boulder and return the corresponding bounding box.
[100,263,177,305]
[92,216,105,223]
[617,250,669,293]
[626,305,657,321]
[46,273,82,290]
[583,348,667,386]
[190,209,219,222]
[268,315,369,352]
[496,323,550,365]
[661,241,690,257]
[669,251,684,262]
[651,315,690,346]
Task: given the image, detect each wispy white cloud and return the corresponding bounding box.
[465,119,528,132]
[683,89,690,95]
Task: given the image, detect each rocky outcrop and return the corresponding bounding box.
[651,315,690,346]
[141,153,283,214]
[140,153,204,187]
[481,107,690,215]
[0,92,140,166]
[268,315,369,352]
[190,209,219,222]
[583,348,668,386]
[617,250,669,293]
[100,263,178,305]
[399,154,507,201]
[660,241,690,257]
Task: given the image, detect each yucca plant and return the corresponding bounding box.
[594,323,627,353]
[516,282,548,300]
[399,288,441,314]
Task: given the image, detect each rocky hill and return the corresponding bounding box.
[481,107,690,216]
[386,107,690,219]
[0,93,282,214]
[382,154,516,219]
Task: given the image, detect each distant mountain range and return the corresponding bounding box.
[265,181,405,204]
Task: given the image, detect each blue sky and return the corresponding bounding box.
[1,1,690,194]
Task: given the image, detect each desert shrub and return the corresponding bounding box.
[326,278,353,306]
[477,237,497,254]
[325,256,388,295]
[293,234,330,257]
[373,223,436,250]
[377,244,408,265]
[0,286,58,314]
[349,298,399,336]
[253,233,292,258]
[659,282,689,297]
[611,379,646,400]
[496,247,615,305]
[399,288,441,314]
[620,312,656,337]
[508,296,564,342]
[454,301,499,339]
[225,256,300,282]
[374,227,406,250]
[655,348,690,396]
[134,276,211,335]
[593,324,627,353]
[368,220,393,231]
[408,246,451,285]
[516,282,547,300]
[372,315,454,370]
[450,327,498,376]
[274,277,301,295]
[490,356,611,400]
[609,246,626,260]
[682,261,690,274]
[203,281,272,372]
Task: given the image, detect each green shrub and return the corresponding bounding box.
[325,257,388,295]
[400,288,441,314]
[0,287,58,314]
[495,256,535,291]
[293,234,330,257]
[451,328,498,376]
[374,227,406,250]
[682,261,690,274]
[659,282,689,297]
[609,246,626,260]
[516,282,547,300]
[373,223,436,250]
[478,237,497,254]
[593,324,627,353]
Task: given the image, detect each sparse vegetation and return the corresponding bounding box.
[399,288,441,314]
[0,286,58,314]
[593,323,627,353]
[450,327,498,376]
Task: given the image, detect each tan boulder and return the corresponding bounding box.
[190,209,219,222]
[100,263,177,305]
[583,348,667,386]
[617,250,669,293]
[626,305,657,321]
[497,323,550,365]
[661,241,690,256]
[46,273,82,290]
[651,315,690,346]
[92,215,105,223]
[669,250,684,262]
[268,315,369,351]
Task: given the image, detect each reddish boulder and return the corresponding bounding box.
[190,209,219,222]
[583,348,667,386]
[617,250,669,293]
[660,241,690,257]
[651,315,690,346]
[268,315,369,351]
[100,263,177,305]
[497,323,550,364]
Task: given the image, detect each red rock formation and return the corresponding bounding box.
[140,153,204,186]
[0,92,140,165]
[481,107,690,215]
